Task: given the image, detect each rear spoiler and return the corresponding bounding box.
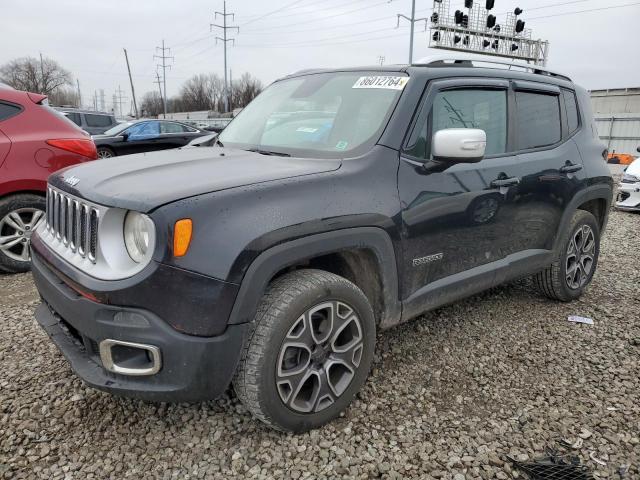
[27,92,48,104]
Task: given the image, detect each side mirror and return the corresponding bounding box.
[432,128,486,163]
[121,132,130,141]
[636,146,640,153]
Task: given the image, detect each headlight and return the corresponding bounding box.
[123,211,154,263]
[622,173,639,183]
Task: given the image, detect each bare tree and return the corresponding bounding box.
[231,73,263,109]
[178,73,226,112]
[140,91,164,117]
[48,87,79,107]
[0,56,72,95]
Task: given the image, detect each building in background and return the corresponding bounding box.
[591,88,640,159]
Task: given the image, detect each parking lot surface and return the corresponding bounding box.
[1,205,639,479]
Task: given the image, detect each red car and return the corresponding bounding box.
[0,87,97,273]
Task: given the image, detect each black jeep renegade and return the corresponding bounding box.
[31,58,613,432]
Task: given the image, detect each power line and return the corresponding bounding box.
[527,1,640,20]
[154,40,173,118]
[240,0,308,26]
[211,1,239,113]
[241,0,394,33]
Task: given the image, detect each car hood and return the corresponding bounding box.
[49,147,342,212]
[625,158,640,177]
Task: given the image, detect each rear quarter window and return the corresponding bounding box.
[562,89,580,134]
[85,114,114,128]
[0,101,22,122]
[515,91,561,150]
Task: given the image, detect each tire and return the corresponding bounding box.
[97,147,115,159]
[0,194,46,273]
[233,269,376,432]
[534,210,600,302]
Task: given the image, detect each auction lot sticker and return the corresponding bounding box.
[352,76,409,90]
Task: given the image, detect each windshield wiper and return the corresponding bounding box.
[246,148,291,157]
[213,136,224,147]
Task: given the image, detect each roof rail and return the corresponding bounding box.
[414,53,571,82]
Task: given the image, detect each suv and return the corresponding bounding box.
[56,108,119,135]
[0,88,97,273]
[30,57,612,432]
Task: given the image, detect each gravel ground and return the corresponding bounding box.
[1,191,639,479]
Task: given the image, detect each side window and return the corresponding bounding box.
[515,91,561,150]
[0,102,22,122]
[405,88,507,159]
[85,113,113,128]
[562,89,580,134]
[161,122,186,134]
[127,122,160,139]
[65,112,82,126]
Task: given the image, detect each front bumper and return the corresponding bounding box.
[615,183,640,211]
[32,251,248,402]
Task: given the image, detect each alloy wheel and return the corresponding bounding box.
[565,224,596,290]
[276,301,364,413]
[97,149,113,159]
[0,208,45,263]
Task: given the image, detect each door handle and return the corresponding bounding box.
[490,176,520,188]
[560,162,583,174]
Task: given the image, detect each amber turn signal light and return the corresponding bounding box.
[173,219,193,257]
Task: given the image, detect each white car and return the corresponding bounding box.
[616,150,640,211]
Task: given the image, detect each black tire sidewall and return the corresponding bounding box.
[557,211,600,300]
[256,276,375,432]
[0,194,46,273]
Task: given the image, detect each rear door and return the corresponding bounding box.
[0,101,21,168]
[159,122,195,149]
[496,82,586,270]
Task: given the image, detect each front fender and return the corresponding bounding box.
[226,227,402,329]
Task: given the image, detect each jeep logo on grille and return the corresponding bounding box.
[64,176,80,187]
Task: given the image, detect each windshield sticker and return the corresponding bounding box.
[352,76,409,90]
[335,141,349,150]
[296,127,318,133]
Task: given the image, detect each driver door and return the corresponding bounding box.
[120,121,162,155]
[398,78,521,305]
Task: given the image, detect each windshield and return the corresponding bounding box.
[103,122,133,136]
[219,72,408,157]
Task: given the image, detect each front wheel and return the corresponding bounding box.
[0,194,46,273]
[535,210,600,301]
[97,147,115,159]
[233,269,376,432]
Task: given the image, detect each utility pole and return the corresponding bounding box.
[154,72,164,118]
[211,1,239,113]
[396,0,428,65]
[76,79,82,108]
[123,48,139,118]
[99,89,105,111]
[154,40,173,118]
[39,52,45,93]
[93,91,98,111]
[115,85,127,118]
[378,55,386,65]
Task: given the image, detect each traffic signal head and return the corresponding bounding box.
[483,39,491,48]
[454,35,462,44]
[492,39,499,49]
[431,12,439,23]
[461,14,469,28]
[464,0,473,8]
[514,7,523,15]
[454,10,464,24]
[432,31,441,41]
[486,0,495,9]
[486,14,496,28]
[515,19,525,33]
[511,43,519,51]
[463,36,470,46]
[494,24,501,32]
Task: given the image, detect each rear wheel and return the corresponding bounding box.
[97,147,115,159]
[0,194,46,273]
[233,269,376,432]
[535,210,600,301]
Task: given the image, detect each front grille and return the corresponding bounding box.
[46,186,100,262]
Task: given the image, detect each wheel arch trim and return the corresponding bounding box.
[227,227,401,328]
[552,183,612,253]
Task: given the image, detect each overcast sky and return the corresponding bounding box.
[2,0,639,112]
